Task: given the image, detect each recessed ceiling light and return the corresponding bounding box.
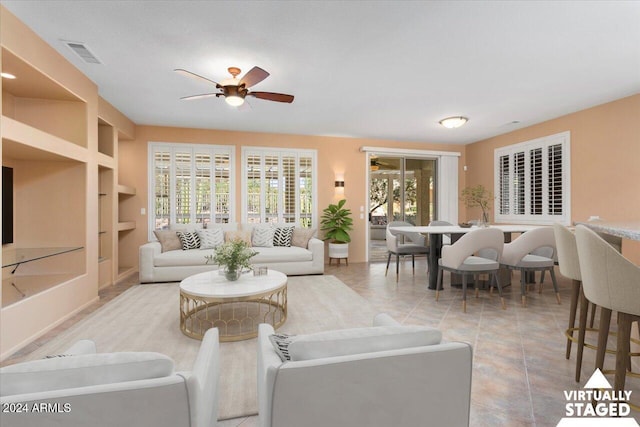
[439,116,468,129]
[1,72,16,79]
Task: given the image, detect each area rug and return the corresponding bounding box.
[13,275,377,420]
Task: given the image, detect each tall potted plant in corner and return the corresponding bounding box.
[320,199,353,264]
[460,184,493,226]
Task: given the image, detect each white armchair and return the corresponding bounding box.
[257,314,472,427]
[0,329,220,427]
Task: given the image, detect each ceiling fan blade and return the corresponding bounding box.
[248,91,294,103]
[180,93,219,101]
[239,66,269,88]
[174,69,219,86]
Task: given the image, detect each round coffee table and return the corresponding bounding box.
[179,269,287,341]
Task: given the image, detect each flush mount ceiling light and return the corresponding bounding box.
[439,116,468,129]
[1,72,16,79]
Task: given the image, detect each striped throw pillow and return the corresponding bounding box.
[273,226,294,247]
[177,231,201,250]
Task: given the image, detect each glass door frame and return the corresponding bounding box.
[362,147,462,262]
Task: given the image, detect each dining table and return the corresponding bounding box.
[390,224,543,290]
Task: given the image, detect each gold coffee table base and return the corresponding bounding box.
[180,285,287,341]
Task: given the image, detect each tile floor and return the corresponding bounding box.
[5,260,639,427]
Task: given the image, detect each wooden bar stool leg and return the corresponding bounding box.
[566,279,581,359]
[614,313,632,391]
[576,289,589,382]
[589,302,597,328]
[595,307,612,373]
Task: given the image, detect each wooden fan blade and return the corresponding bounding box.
[174,69,219,86]
[180,93,219,101]
[248,91,294,103]
[239,66,269,88]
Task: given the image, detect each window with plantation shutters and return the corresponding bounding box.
[148,142,235,239]
[242,147,317,228]
[494,132,570,225]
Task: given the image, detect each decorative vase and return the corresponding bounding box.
[479,211,490,227]
[224,267,241,281]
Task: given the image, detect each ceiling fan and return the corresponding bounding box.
[174,66,294,107]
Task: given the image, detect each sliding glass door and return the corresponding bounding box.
[369,156,436,260]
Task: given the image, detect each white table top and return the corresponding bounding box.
[575,221,640,241]
[391,224,543,234]
[180,269,287,298]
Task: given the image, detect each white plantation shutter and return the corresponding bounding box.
[494,132,570,225]
[499,154,510,215]
[242,148,317,228]
[148,143,235,239]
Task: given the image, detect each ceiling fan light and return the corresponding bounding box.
[225,95,245,107]
[439,116,468,129]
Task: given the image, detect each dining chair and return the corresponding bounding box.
[436,227,505,312]
[501,227,560,307]
[575,225,640,393]
[385,222,430,282]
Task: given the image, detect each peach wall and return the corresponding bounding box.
[465,94,640,263]
[119,125,465,267]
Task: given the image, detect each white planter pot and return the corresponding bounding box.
[328,242,349,259]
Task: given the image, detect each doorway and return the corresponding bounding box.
[368,156,437,261]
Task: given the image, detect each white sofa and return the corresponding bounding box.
[0,328,220,427]
[257,314,473,427]
[139,223,324,283]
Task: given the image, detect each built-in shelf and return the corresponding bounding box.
[2,274,82,308]
[118,221,136,232]
[2,247,86,308]
[117,184,136,196]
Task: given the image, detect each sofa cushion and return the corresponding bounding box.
[288,325,442,361]
[154,248,216,267]
[198,227,224,249]
[292,227,316,248]
[251,246,312,264]
[0,352,174,396]
[154,230,182,253]
[252,224,275,247]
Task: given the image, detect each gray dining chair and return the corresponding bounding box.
[501,227,560,307]
[385,222,430,282]
[436,227,505,312]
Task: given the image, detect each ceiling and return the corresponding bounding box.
[3,1,639,145]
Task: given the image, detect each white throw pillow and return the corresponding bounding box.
[252,224,275,247]
[288,325,442,361]
[198,227,224,249]
[0,352,174,396]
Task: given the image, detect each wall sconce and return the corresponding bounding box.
[335,174,345,193]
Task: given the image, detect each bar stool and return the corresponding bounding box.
[575,225,640,397]
[554,224,600,382]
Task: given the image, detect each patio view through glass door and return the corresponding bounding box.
[369,156,436,261]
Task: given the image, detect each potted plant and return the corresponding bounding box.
[460,185,493,226]
[205,239,257,281]
[320,199,353,262]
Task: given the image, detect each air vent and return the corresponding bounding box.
[62,40,102,64]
